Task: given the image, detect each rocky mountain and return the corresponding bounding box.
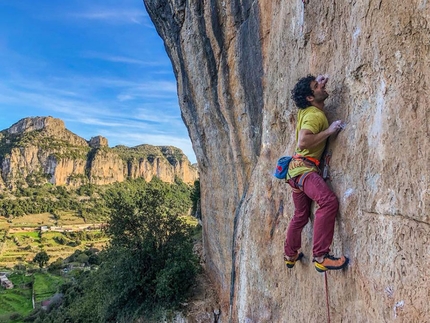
[144,1,429,322]
[0,117,198,191]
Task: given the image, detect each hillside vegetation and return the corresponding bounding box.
[24,177,200,323]
[0,176,201,323]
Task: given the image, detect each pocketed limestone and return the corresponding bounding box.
[144,0,429,322]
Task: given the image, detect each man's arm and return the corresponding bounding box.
[297,120,343,150]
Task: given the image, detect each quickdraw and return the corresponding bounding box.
[322,150,332,180]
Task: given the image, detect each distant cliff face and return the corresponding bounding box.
[144,1,429,322]
[0,117,198,190]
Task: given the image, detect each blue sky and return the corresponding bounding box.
[0,1,196,163]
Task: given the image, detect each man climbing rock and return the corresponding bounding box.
[284,74,349,272]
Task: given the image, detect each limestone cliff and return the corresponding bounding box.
[144,1,429,322]
[0,117,198,190]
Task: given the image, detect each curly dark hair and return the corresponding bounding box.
[291,74,315,109]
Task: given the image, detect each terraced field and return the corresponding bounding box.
[0,213,108,268]
[0,211,106,322]
[33,272,64,303]
[0,273,33,323]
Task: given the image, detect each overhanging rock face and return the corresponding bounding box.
[144,1,429,322]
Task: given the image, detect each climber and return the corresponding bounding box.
[283,74,349,272]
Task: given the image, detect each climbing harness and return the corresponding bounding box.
[287,154,321,192]
[294,154,320,167]
[290,171,312,193]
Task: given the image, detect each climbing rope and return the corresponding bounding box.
[324,272,331,323]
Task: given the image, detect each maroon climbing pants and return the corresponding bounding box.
[284,171,339,258]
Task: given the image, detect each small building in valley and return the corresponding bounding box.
[0,274,14,289]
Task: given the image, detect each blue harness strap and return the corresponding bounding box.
[292,171,312,192]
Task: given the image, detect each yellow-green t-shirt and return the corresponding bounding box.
[288,106,329,178]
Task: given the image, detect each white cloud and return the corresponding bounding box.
[68,8,147,25]
[72,117,127,128]
[80,51,169,67]
[134,107,181,123]
[115,80,178,101]
[117,94,134,102]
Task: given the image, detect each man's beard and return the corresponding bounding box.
[316,92,329,102]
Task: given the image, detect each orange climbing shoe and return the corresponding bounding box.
[284,252,304,268]
[314,254,349,272]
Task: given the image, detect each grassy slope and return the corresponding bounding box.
[33,272,64,303]
[0,212,107,267]
[0,273,32,322]
[0,271,68,322]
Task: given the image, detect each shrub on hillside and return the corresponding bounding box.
[27,180,200,323]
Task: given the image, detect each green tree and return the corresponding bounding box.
[76,253,89,264]
[100,181,199,311]
[48,257,65,272]
[84,182,198,321]
[26,180,199,323]
[87,253,100,266]
[33,251,50,268]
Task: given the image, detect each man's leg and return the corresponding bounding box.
[301,172,338,256]
[284,182,312,258]
[301,172,348,271]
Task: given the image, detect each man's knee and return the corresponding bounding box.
[292,216,309,227]
[323,191,339,211]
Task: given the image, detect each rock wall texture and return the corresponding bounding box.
[144,0,429,322]
[0,117,198,190]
